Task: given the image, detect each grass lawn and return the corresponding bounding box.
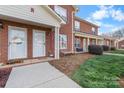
[72,55,124,88]
[108,50,124,54]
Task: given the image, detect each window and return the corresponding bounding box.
[54,5,67,22]
[107,41,109,46]
[92,27,96,34]
[75,21,80,31]
[98,40,103,45]
[75,38,80,48]
[92,40,96,45]
[59,34,67,49]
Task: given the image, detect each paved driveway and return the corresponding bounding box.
[5,62,80,88]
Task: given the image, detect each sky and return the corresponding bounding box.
[75,5,124,35]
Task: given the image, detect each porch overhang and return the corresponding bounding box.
[103,37,116,41]
[0,5,65,28]
[74,31,103,40]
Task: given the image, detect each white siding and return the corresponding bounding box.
[0,5,60,27]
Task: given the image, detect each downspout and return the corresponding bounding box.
[72,11,74,53]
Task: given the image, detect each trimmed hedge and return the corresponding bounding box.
[102,45,110,51]
[88,45,103,55]
[110,47,116,51]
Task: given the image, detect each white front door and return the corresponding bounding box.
[83,38,87,52]
[33,30,46,57]
[8,26,27,60]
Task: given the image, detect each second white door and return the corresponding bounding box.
[33,30,46,57]
[83,38,87,52]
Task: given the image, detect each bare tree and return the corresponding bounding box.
[112,28,124,39]
[101,27,124,39]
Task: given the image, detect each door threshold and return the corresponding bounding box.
[0,57,55,69]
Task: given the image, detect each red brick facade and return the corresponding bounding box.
[74,17,99,35]
[0,20,55,64]
[0,5,118,65]
[118,40,124,49]
[49,5,75,51]
[104,38,115,47]
[74,17,99,51]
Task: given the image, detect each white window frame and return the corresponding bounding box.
[8,26,27,60]
[54,5,67,22]
[92,40,96,45]
[107,41,109,46]
[75,38,80,48]
[92,27,96,34]
[75,21,80,31]
[59,34,67,49]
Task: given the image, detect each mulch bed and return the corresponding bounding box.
[0,67,12,88]
[119,77,124,88]
[49,53,94,77]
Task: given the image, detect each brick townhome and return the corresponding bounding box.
[116,37,124,49]
[73,16,104,53]
[0,5,117,65]
[0,5,65,64]
[49,5,77,53]
[103,37,116,48]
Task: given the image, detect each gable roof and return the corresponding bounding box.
[117,37,124,42]
[43,5,66,24]
[72,5,79,12]
[102,36,117,40]
[75,16,100,28]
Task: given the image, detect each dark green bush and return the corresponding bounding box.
[110,47,116,51]
[88,45,103,55]
[102,45,110,51]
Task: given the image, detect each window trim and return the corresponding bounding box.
[59,34,67,49]
[92,27,96,35]
[75,38,81,48]
[92,39,96,45]
[74,20,80,31]
[54,5,68,22]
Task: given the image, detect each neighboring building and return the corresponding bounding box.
[0,5,65,64]
[49,5,77,53]
[116,38,124,49]
[73,16,103,53]
[103,36,116,47]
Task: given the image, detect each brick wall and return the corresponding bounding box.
[49,5,75,51]
[75,18,98,35]
[118,40,124,49]
[0,20,54,64]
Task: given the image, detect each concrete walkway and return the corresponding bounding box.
[5,62,80,88]
[104,52,124,56]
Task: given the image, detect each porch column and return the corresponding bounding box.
[96,39,98,45]
[54,27,60,59]
[115,40,119,49]
[101,39,104,45]
[110,40,112,47]
[87,37,90,51]
[87,38,90,46]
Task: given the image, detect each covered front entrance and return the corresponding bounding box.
[74,32,104,53]
[0,5,64,64]
[8,26,27,60]
[33,30,46,57]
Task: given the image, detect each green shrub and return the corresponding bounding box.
[110,47,116,51]
[88,45,103,55]
[102,45,110,51]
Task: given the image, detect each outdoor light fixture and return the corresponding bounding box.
[0,21,3,31]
